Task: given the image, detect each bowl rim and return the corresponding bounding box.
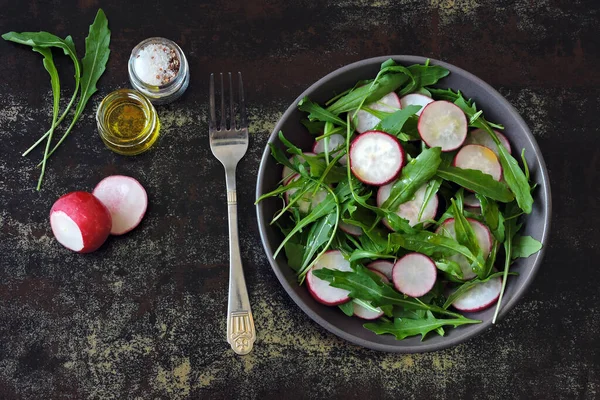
[255,55,552,353]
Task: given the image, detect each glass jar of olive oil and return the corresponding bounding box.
[96,89,160,155]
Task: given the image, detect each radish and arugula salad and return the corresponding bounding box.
[257,59,543,341]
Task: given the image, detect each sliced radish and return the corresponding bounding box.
[392,253,437,297]
[452,276,502,312]
[349,131,404,185]
[453,144,502,181]
[282,152,316,184]
[435,218,493,280]
[306,250,352,305]
[285,174,328,214]
[367,269,390,284]
[339,221,362,236]
[463,194,481,208]
[464,128,512,156]
[50,191,112,253]
[400,93,434,116]
[92,175,148,235]
[418,101,467,151]
[353,92,401,133]
[377,182,439,228]
[367,260,394,280]
[313,134,347,165]
[353,301,384,320]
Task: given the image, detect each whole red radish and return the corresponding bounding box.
[50,191,112,253]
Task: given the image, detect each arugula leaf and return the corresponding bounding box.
[298,97,347,127]
[479,124,533,214]
[3,32,82,157]
[301,119,325,135]
[302,153,347,183]
[327,71,410,114]
[31,47,60,191]
[450,199,484,278]
[521,148,530,181]
[300,212,337,272]
[390,231,482,271]
[418,178,442,222]
[417,153,451,222]
[435,259,464,281]
[338,302,354,317]
[278,130,304,157]
[477,195,505,242]
[40,9,111,163]
[373,105,421,137]
[405,64,450,94]
[492,202,521,323]
[443,271,516,309]
[511,235,543,259]
[347,227,393,261]
[282,224,309,272]
[437,166,514,203]
[364,310,478,340]
[483,240,499,278]
[312,265,471,319]
[385,212,416,234]
[381,147,442,210]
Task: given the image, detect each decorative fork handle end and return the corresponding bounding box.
[227,310,256,355]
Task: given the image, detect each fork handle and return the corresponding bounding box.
[224,169,255,355]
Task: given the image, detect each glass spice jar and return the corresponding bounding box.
[128,37,190,105]
[96,89,160,156]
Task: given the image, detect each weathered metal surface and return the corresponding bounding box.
[0,0,598,398]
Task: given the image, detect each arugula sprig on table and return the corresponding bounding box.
[2,9,110,190]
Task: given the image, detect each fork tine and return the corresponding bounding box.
[209,73,216,130]
[219,73,226,131]
[238,72,246,128]
[228,72,235,130]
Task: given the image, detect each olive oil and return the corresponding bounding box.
[96,89,160,155]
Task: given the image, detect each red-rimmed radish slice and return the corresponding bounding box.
[339,221,362,236]
[454,144,503,181]
[50,191,112,253]
[418,101,467,151]
[377,182,439,228]
[367,260,394,280]
[465,128,512,156]
[349,131,404,185]
[368,269,390,284]
[400,93,434,116]
[353,92,401,133]
[313,134,347,165]
[353,301,384,320]
[463,194,481,208]
[282,152,316,184]
[435,218,493,280]
[392,253,437,297]
[452,276,502,312]
[93,175,148,235]
[306,250,352,305]
[284,174,328,214]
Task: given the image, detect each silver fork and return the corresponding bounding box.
[209,72,255,355]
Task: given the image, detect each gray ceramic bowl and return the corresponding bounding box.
[255,55,551,353]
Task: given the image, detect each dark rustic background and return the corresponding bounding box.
[0,0,598,399]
